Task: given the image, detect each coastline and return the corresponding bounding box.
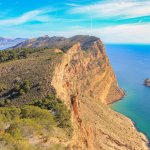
[113,109,149,149]
[110,94,149,149]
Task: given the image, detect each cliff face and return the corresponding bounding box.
[52,40,124,105]
[52,40,148,149]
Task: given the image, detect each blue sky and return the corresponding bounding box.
[0,0,150,43]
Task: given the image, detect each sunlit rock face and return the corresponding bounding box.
[52,39,148,150]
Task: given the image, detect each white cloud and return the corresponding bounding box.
[98,23,150,43]
[45,23,150,44]
[70,0,150,19]
[65,3,80,7]
[0,8,53,26]
[2,23,150,44]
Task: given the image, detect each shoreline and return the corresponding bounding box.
[113,108,149,148]
[110,92,149,149]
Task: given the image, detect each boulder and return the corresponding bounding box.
[144,78,150,86]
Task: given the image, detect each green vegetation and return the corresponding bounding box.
[0,83,7,92]
[0,80,32,104]
[0,106,56,150]
[32,94,72,132]
[0,94,72,149]
[0,45,72,149]
[0,47,49,63]
[14,80,31,95]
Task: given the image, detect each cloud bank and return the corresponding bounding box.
[0,8,53,26]
[70,0,150,19]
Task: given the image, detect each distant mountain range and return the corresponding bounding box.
[0,37,27,50]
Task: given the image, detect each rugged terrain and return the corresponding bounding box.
[0,37,26,50]
[0,35,148,150]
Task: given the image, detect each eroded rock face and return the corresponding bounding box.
[52,41,148,150]
[52,41,124,105]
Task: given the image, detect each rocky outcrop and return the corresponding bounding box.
[144,78,150,87]
[52,40,148,149]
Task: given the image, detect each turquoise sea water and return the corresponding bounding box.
[106,44,150,141]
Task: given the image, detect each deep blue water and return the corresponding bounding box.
[106,44,150,141]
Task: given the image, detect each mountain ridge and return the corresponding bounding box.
[12,35,100,51]
[0,37,27,50]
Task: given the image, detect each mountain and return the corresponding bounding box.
[12,35,99,51]
[0,35,148,150]
[0,37,27,50]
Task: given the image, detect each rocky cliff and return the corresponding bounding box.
[52,40,148,149]
[0,35,148,149]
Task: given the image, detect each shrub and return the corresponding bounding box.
[6,118,41,138]
[0,83,7,92]
[20,106,56,128]
[0,107,21,121]
[0,105,58,149]
[32,94,72,135]
[0,99,5,107]
[13,80,31,96]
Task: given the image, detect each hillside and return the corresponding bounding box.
[0,37,26,50]
[0,35,148,150]
[12,35,99,51]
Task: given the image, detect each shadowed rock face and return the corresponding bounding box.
[51,40,148,150]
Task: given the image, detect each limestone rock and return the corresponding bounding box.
[52,40,148,150]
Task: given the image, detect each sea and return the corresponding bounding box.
[106,44,150,142]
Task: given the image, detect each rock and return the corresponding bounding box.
[54,48,63,54]
[52,40,148,150]
[144,78,150,86]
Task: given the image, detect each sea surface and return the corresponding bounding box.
[106,44,150,141]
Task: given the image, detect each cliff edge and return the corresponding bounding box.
[52,40,148,149]
[0,35,148,149]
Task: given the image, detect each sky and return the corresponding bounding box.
[0,0,150,43]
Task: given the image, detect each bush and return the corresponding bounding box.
[13,80,31,96]
[32,94,72,134]
[0,107,21,121]
[6,118,42,139]
[0,83,7,92]
[0,94,72,149]
[21,106,56,128]
[0,105,58,149]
